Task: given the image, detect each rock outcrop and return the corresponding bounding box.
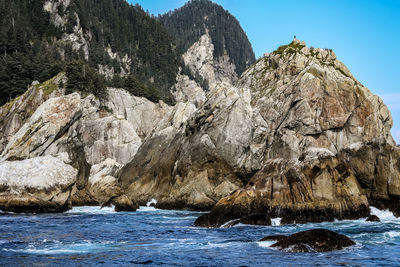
[0,155,77,213]
[193,39,400,226]
[0,74,65,154]
[120,39,399,222]
[182,32,238,86]
[1,38,399,219]
[173,32,239,106]
[366,215,380,222]
[266,229,355,252]
[87,158,123,205]
[112,195,139,212]
[0,75,179,211]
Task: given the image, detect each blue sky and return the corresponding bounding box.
[129,0,400,143]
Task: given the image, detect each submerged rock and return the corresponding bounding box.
[270,229,355,252]
[366,215,381,222]
[259,235,287,242]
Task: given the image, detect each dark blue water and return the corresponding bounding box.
[0,206,399,266]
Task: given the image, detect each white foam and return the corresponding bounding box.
[65,206,116,214]
[2,240,124,255]
[384,231,400,239]
[271,217,281,226]
[146,198,157,207]
[138,206,158,212]
[370,206,399,223]
[257,241,276,248]
[220,219,240,228]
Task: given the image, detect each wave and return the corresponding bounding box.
[370,207,399,223]
[271,217,282,226]
[220,219,240,228]
[2,240,125,255]
[256,240,277,248]
[65,206,116,214]
[146,198,158,207]
[138,206,159,212]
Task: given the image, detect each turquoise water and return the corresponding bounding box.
[0,206,399,266]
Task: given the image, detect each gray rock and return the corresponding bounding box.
[0,155,77,213]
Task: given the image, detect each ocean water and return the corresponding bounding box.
[0,206,399,266]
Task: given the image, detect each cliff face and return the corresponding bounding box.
[0,73,194,211]
[120,39,400,221]
[193,39,399,226]
[161,0,255,106]
[0,37,398,220]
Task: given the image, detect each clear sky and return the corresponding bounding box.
[129,0,400,143]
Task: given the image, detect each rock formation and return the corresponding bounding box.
[173,31,239,106]
[0,38,399,219]
[120,39,399,223]
[193,39,400,226]
[366,215,380,222]
[0,74,185,211]
[264,229,355,252]
[0,155,77,213]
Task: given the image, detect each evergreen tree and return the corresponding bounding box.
[160,0,256,76]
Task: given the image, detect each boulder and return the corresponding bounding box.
[0,155,77,213]
[366,215,380,222]
[88,158,123,204]
[270,229,355,252]
[259,235,287,242]
[112,195,139,212]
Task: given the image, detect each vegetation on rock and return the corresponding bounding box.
[0,0,180,105]
[160,0,256,76]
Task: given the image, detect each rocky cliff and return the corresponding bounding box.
[0,73,193,212]
[0,38,398,220]
[161,0,256,106]
[120,39,400,222]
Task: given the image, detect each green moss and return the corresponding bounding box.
[336,67,349,77]
[0,95,20,117]
[12,128,33,149]
[100,105,113,114]
[306,68,324,79]
[273,41,305,56]
[36,77,59,96]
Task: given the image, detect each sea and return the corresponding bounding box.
[0,203,399,266]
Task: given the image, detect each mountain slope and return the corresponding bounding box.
[160,0,255,77]
[0,0,180,105]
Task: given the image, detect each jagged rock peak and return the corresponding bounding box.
[237,39,395,158]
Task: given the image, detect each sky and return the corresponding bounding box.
[129,0,400,143]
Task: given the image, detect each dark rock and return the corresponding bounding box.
[221,219,241,228]
[270,229,355,252]
[369,198,400,218]
[366,215,381,222]
[71,188,99,206]
[67,142,91,191]
[260,235,287,242]
[0,197,71,214]
[112,195,139,212]
[239,213,271,226]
